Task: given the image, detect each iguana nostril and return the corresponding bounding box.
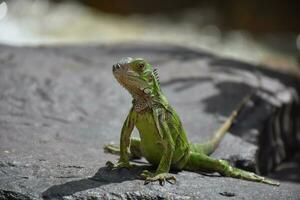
[113,64,121,71]
[112,64,121,71]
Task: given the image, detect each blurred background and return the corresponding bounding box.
[0,0,299,76]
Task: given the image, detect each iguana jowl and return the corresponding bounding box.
[104,57,279,186]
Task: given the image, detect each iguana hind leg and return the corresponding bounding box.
[184,152,279,186]
[104,137,142,159]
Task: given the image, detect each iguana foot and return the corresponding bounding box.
[105,160,136,170]
[247,172,280,186]
[140,170,176,186]
[104,144,120,155]
[220,160,280,186]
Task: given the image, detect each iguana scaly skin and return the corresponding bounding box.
[104,57,279,186]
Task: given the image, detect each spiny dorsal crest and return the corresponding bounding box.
[153,68,160,85]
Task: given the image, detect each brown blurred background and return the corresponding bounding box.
[1,0,300,76]
[73,0,300,33]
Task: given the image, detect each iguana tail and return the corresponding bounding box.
[191,91,255,155]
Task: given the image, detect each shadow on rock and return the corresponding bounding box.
[42,165,150,199]
[269,153,300,183]
[161,77,212,92]
[209,57,300,90]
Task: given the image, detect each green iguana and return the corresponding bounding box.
[104,57,279,186]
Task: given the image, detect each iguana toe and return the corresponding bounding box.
[141,172,176,186]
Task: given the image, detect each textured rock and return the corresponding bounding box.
[0,43,299,200]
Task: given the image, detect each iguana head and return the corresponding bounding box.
[112,57,161,99]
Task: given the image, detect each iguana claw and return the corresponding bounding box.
[251,173,280,186]
[140,170,176,186]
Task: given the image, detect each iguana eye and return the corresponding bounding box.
[138,63,144,70]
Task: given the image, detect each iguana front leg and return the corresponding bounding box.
[104,138,142,159]
[141,108,176,185]
[106,108,136,169]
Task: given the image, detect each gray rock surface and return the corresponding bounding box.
[0,43,299,200]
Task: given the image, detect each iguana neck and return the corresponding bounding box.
[132,89,169,113]
[118,65,168,112]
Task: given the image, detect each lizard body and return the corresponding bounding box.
[105,57,279,186]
